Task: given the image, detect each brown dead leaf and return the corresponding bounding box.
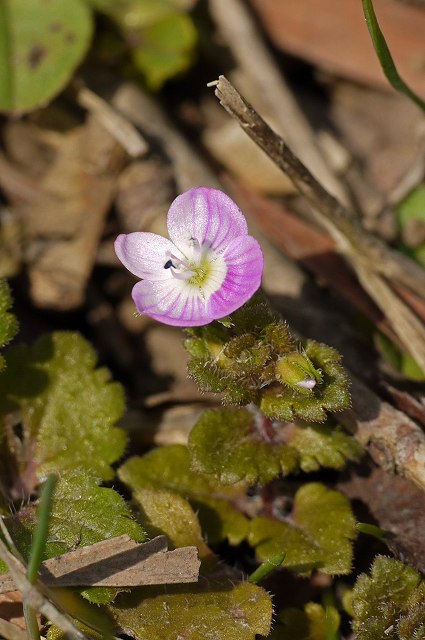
[0,590,27,631]
[0,535,200,592]
[251,0,425,96]
[24,117,127,310]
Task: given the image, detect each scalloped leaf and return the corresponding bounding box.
[0,331,127,481]
[109,579,272,640]
[3,471,146,603]
[0,0,93,114]
[248,483,356,575]
[0,280,18,372]
[189,407,298,485]
[118,445,249,545]
[189,408,362,485]
[351,556,425,639]
[287,422,363,472]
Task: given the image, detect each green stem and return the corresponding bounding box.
[356,521,386,541]
[27,474,57,583]
[24,474,57,640]
[23,602,42,640]
[362,0,425,112]
[248,551,286,584]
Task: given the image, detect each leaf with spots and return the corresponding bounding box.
[0,0,93,113]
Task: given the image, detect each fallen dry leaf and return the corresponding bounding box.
[0,535,200,592]
[251,0,425,96]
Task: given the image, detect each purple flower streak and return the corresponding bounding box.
[114,187,264,326]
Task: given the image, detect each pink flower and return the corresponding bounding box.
[115,187,264,326]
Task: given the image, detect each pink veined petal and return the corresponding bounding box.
[114,232,176,281]
[167,187,248,253]
[131,279,215,327]
[208,235,264,319]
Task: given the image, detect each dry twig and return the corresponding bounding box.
[211,75,425,373]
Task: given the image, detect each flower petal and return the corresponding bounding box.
[131,279,214,327]
[115,232,175,281]
[208,235,264,319]
[167,187,248,252]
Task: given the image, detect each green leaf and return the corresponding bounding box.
[0,279,18,372]
[109,580,272,640]
[189,407,298,485]
[376,333,425,382]
[275,602,340,640]
[397,185,425,231]
[0,331,127,481]
[119,445,249,545]
[288,422,363,472]
[351,556,425,639]
[0,0,93,114]
[87,0,197,89]
[87,0,195,26]
[133,488,212,562]
[4,471,146,603]
[131,12,197,89]
[189,408,362,485]
[248,483,356,575]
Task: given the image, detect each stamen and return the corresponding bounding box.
[170,268,195,281]
[190,237,202,261]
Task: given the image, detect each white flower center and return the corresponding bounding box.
[164,237,227,301]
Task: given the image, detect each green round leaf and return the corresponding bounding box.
[0,0,93,113]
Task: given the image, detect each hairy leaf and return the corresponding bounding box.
[249,483,356,575]
[189,407,361,485]
[0,331,127,481]
[119,445,249,545]
[4,471,146,603]
[134,488,212,561]
[185,299,350,421]
[352,556,425,639]
[288,422,363,472]
[189,407,298,485]
[0,0,93,113]
[109,579,272,640]
[0,280,18,372]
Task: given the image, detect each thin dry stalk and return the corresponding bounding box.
[211,75,425,373]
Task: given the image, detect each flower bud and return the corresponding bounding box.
[275,352,322,392]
